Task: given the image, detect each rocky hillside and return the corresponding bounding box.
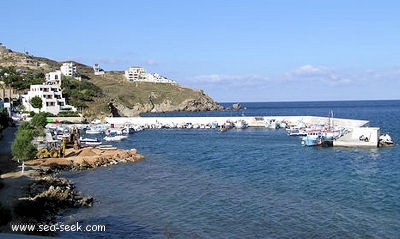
[0,46,222,119]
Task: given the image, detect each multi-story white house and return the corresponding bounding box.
[125,66,146,82]
[124,66,176,83]
[60,62,81,80]
[60,62,77,76]
[45,70,62,85]
[21,84,76,115]
[146,73,176,83]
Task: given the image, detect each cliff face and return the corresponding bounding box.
[108,93,222,117]
[0,47,223,118]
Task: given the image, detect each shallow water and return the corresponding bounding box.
[60,100,400,238]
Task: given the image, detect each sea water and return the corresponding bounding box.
[60,100,400,238]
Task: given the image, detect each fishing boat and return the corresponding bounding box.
[301,130,323,146]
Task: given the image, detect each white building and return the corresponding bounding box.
[147,73,176,83]
[124,66,146,82]
[45,70,62,85]
[93,64,105,75]
[124,66,176,83]
[21,84,76,115]
[60,62,77,77]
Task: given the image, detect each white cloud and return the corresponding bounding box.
[144,59,159,66]
[293,64,328,76]
[96,57,123,65]
[184,66,400,101]
[188,74,270,86]
[284,65,354,86]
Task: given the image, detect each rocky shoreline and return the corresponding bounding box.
[26,147,145,171]
[1,146,144,236]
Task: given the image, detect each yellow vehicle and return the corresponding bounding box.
[36,147,59,159]
[35,138,66,159]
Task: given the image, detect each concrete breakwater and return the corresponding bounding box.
[104,115,369,129]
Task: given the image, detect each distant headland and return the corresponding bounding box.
[0,44,223,120]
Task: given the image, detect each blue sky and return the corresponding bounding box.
[1,0,400,102]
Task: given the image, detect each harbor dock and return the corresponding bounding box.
[46,115,389,148]
[104,115,369,129]
[103,116,384,148]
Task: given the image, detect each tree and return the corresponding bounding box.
[11,126,37,172]
[30,96,42,111]
[18,121,33,131]
[30,112,48,129]
[0,67,21,86]
[0,67,45,90]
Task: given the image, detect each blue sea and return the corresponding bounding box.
[60,100,400,239]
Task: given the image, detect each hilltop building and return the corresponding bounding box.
[0,44,8,54]
[124,66,146,82]
[60,62,81,80]
[124,66,176,83]
[60,62,77,76]
[21,84,76,115]
[93,64,105,75]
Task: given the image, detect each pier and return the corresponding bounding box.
[104,115,369,129]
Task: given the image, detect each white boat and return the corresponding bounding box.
[265,119,279,129]
[287,128,307,136]
[104,132,128,141]
[79,137,102,146]
[84,141,103,146]
[104,135,128,141]
[79,137,99,143]
[379,133,394,147]
[86,128,103,134]
[234,120,248,129]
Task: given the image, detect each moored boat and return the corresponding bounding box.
[79,137,102,146]
[104,132,128,141]
[287,128,307,136]
[379,133,394,147]
[234,120,248,129]
[83,141,103,146]
[301,136,322,146]
[86,128,104,134]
